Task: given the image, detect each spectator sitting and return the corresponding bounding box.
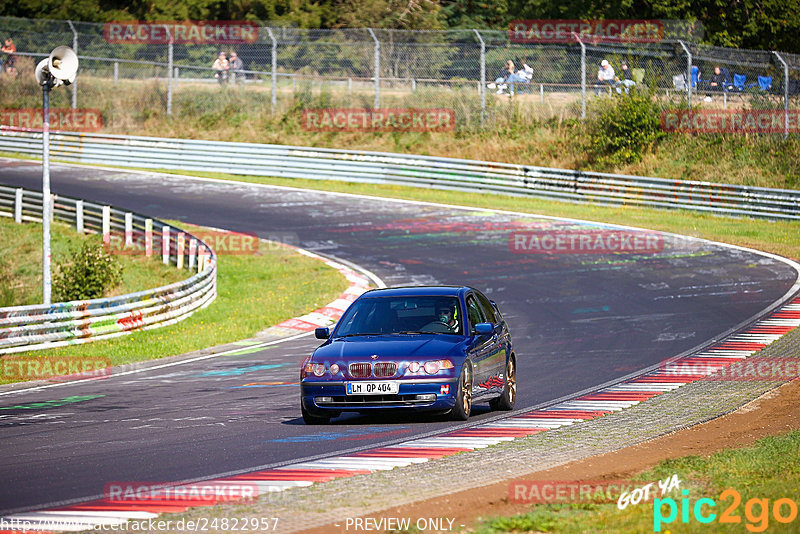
[704,65,730,101]
[517,63,533,93]
[212,51,229,85]
[595,59,615,95]
[229,51,243,85]
[615,62,636,94]
[1,37,17,78]
[487,60,529,95]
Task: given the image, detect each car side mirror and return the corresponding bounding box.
[315,327,330,339]
[474,323,494,335]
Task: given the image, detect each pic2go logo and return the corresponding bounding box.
[654,489,799,532]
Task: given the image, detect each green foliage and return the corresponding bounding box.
[584,92,666,168]
[53,239,122,302]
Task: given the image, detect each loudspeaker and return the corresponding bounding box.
[34,59,51,85]
[48,46,78,85]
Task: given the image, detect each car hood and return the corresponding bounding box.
[313,335,465,362]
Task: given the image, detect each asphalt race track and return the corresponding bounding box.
[1,159,798,514]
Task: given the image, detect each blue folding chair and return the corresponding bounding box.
[757,76,772,92]
[691,66,700,88]
[733,73,746,92]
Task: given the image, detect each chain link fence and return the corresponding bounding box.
[0,16,798,134]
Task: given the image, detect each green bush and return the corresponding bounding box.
[53,240,123,302]
[584,92,665,168]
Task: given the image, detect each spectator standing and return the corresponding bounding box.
[212,51,229,85]
[2,38,17,78]
[229,52,244,85]
[596,59,615,95]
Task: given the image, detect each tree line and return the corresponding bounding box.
[2,0,799,53]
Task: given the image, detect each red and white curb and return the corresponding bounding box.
[4,297,798,532]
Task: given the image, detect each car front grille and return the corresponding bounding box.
[349,362,372,378]
[373,362,397,377]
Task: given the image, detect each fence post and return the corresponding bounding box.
[474,29,486,125]
[113,61,118,84]
[165,25,173,116]
[573,33,586,120]
[368,28,380,109]
[67,20,78,110]
[677,40,692,108]
[267,27,277,109]
[14,188,22,223]
[162,225,170,265]
[773,51,790,140]
[76,200,84,233]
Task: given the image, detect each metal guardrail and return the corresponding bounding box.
[1,129,799,221]
[0,182,217,354]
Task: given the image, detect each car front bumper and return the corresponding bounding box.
[301,378,458,415]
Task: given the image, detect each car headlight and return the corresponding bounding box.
[330,363,340,375]
[303,362,327,378]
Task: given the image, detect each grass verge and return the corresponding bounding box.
[474,430,800,533]
[1,220,349,383]
[0,216,185,307]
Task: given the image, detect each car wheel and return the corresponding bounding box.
[490,356,516,411]
[451,363,473,420]
[301,404,330,425]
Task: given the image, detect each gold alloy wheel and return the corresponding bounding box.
[461,366,472,416]
[506,358,516,405]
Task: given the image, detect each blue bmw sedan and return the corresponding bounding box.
[300,286,516,424]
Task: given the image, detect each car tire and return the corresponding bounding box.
[301,404,330,425]
[490,356,516,411]
[451,362,473,421]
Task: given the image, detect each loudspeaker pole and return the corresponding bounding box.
[42,78,53,305]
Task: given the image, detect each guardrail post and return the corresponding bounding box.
[176,232,185,269]
[267,27,277,110]
[474,29,486,126]
[677,40,692,108]
[188,238,197,269]
[76,200,84,233]
[102,205,111,244]
[124,212,133,246]
[67,20,78,110]
[162,225,171,265]
[572,33,586,120]
[773,51,790,140]
[14,188,22,223]
[198,245,207,273]
[368,28,380,109]
[145,218,153,257]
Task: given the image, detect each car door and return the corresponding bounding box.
[475,291,508,387]
[465,293,495,396]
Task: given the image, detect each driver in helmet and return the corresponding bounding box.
[436,303,459,332]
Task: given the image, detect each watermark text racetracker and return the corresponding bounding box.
[104,21,258,44]
[662,109,800,134]
[509,230,664,254]
[1,356,111,381]
[509,19,664,43]
[1,108,103,132]
[302,108,455,133]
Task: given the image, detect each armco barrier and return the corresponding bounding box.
[1,129,799,220]
[0,183,217,354]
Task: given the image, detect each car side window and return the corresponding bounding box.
[475,292,498,324]
[466,295,485,333]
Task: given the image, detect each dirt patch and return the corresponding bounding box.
[303,377,800,533]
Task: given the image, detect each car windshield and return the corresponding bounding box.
[334,296,463,336]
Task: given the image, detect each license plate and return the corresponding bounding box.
[346,381,399,395]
